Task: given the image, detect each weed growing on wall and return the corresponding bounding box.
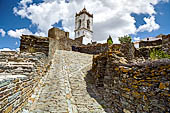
[28,47,36,53]
[150,49,170,60]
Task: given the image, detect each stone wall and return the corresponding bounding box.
[48,28,82,59]
[74,36,84,44]
[49,37,82,59]
[48,27,69,39]
[20,28,83,58]
[138,34,169,56]
[91,50,170,113]
[139,39,162,48]
[72,43,137,58]
[138,45,162,59]
[120,43,136,60]
[162,34,170,54]
[0,51,50,113]
[20,35,49,55]
[73,43,108,54]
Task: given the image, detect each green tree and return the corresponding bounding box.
[107,35,113,45]
[118,35,132,44]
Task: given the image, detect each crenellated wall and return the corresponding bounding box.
[91,50,170,113]
[0,51,50,113]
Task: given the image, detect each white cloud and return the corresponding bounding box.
[97,40,107,44]
[0,48,20,51]
[134,37,140,41]
[162,0,169,2]
[0,48,14,51]
[0,29,6,37]
[20,0,32,5]
[13,0,168,43]
[137,16,160,32]
[34,31,46,37]
[8,28,33,38]
[7,28,46,38]
[13,0,33,18]
[16,48,20,51]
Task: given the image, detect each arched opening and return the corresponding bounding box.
[78,19,81,29]
[78,31,80,36]
[87,19,90,29]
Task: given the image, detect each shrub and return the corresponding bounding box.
[118,35,132,44]
[150,49,170,60]
[107,35,113,45]
[28,47,36,53]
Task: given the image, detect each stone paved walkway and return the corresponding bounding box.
[23,50,107,113]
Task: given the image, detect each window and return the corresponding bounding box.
[87,19,90,29]
[78,19,81,29]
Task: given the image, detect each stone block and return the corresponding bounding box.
[3,104,13,113]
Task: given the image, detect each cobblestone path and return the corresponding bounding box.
[23,50,107,113]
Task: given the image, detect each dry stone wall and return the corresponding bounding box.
[138,46,162,59]
[0,51,50,113]
[20,35,49,56]
[92,50,170,113]
[48,27,69,40]
[48,28,82,59]
[73,43,109,54]
[139,39,162,48]
[49,37,82,59]
[162,34,170,54]
[138,34,169,58]
[120,43,136,60]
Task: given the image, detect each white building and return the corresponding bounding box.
[141,37,162,41]
[134,41,139,48]
[75,8,93,45]
[134,36,163,48]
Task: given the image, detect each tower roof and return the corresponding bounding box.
[76,7,93,18]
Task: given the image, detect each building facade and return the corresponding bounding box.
[75,8,93,45]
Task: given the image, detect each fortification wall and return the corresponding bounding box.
[48,28,82,59]
[91,50,170,113]
[72,43,108,54]
[0,51,50,113]
[71,43,137,58]
[138,34,169,57]
[20,35,49,56]
[48,27,69,39]
[119,43,136,60]
[138,45,162,59]
[162,34,170,54]
[139,39,162,48]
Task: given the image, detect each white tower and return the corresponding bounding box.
[75,7,93,45]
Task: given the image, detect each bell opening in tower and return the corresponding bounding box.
[87,19,90,29]
[78,19,81,29]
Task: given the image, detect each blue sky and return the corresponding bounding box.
[0,0,170,50]
[131,1,170,40]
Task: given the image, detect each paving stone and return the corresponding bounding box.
[22,50,108,113]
